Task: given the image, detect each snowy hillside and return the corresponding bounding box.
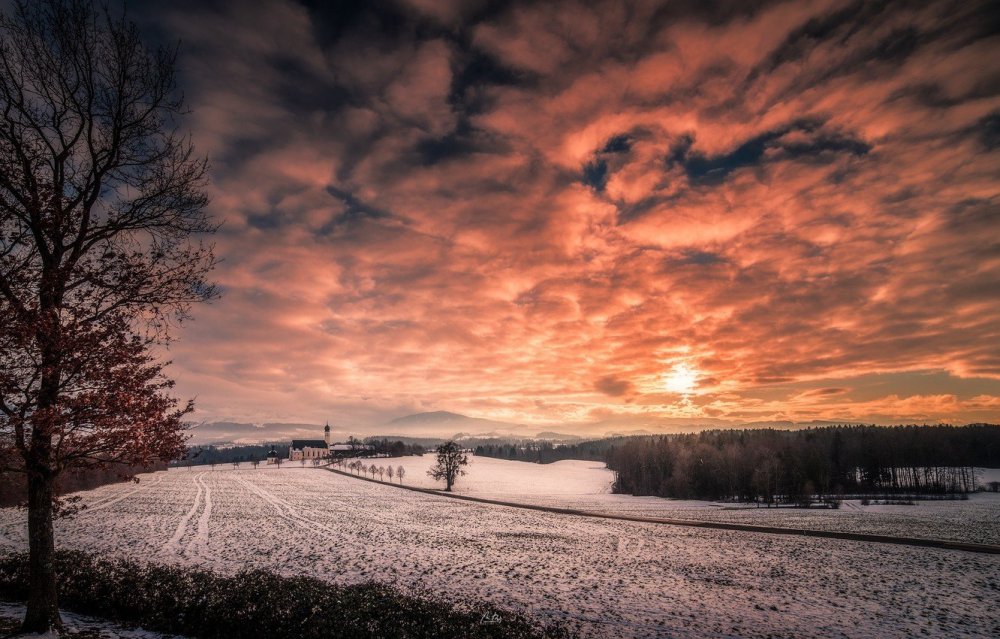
[350,455,1000,545]
[1,467,997,638]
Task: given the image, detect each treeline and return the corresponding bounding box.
[363,438,426,457]
[0,461,168,507]
[172,439,425,468]
[171,444,289,468]
[606,424,1000,504]
[474,439,612,463]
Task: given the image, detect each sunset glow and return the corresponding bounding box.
[131,0,1000,438]
[663,365,698,396]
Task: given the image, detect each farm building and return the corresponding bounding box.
[328,442,374,457]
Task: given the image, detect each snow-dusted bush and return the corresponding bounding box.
[0,551,571,639]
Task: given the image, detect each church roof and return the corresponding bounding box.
[291,439,328,450]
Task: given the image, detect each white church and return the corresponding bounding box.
[288,424,373,461]
[288,424,332,461]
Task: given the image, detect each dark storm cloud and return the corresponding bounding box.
[670,120,871,185]
[595,376,635,397]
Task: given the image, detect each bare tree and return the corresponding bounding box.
[377,465,385,481]
[428,441,468,491]
[397,465,405,484]
[386,465,394,482]
[0,1,216,631]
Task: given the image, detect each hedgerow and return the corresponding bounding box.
[0,551,572,639]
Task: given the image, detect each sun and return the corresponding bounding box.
[663,364,698,395]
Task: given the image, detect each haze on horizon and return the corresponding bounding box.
[132,0,999,435]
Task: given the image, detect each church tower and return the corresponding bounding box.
[324,422,331,446]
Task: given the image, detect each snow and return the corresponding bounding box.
[360,456,1000,545]
[369,455,615,495]
[978,467,1000,485]
[0,602,185,638]
[1,465,998,638]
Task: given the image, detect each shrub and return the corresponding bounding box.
[0,551,571,639]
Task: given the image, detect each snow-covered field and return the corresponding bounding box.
[354,456,1000,545]
[1,466,998,638]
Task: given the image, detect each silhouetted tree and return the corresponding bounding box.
[0,1,216,630]
[428,441,468,491]
[386,466,394,482]
[397,465,405,484]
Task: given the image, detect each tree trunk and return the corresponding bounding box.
[23,288,63,633]
[22,464,61,633]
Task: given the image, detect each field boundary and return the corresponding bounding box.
[323,465,1000,555]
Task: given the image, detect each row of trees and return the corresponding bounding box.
[606,425,1000,504]
[336,441,469,492]
[363,437,425,457]
[170,438,426,469]
[337,459,407,484]
[170,444,289,468]
[474,439,610,463]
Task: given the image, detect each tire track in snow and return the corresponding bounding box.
[232,474,342,541]
[82,473,165,513]
[161,472,204,558]
[0,473,166,537]
[186,473,212,560]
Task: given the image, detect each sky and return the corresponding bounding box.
[126,0,999,438]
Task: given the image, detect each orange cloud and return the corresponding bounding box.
[141,0,1000,434]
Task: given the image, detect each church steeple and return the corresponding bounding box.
[324,422,331,446]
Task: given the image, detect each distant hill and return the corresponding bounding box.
[534,431,584,442]
[380,411,532,438]
[187,421,349,446]
[190,412,944,448]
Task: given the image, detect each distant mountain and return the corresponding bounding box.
[381,411,532,438]
[385,411,468,426]
[737,420,848,430]
[534,431,584,442]
[188,421,347,446]
[191,413,890,447]
[568,415,733,438]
